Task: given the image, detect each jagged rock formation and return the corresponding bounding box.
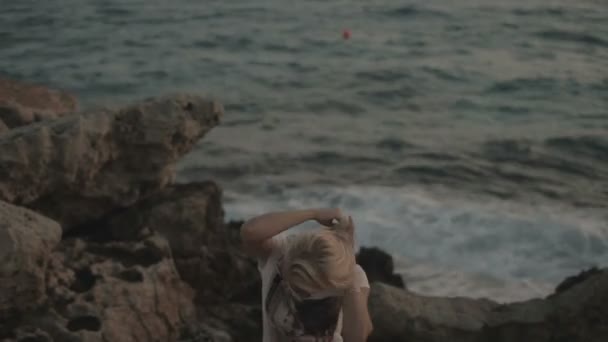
[104,182,259,304]
[0,94,222,229]
[12,234,198,342]
[0,201,62,334]
[0,119,8,134]
[0,78,78,129]
[356,247,405,289]
[368,269,608,342]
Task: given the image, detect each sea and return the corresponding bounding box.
[1,0,607,303]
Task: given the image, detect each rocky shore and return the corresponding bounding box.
[1,79,606,342]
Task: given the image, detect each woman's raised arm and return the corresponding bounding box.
[240,208,344,259]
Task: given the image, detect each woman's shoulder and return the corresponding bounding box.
[353,264,370,289]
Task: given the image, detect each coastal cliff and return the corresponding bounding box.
[1,79,606,342]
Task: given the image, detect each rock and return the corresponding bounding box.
[0,78,78,129]
[102,183,262,341]
[0,119,7,134]
[356,247,405,288]
[178,322,232,342]
[106,181,224,243]
[368,282,498,342]
[12,328,53,342]
[224,220,244,240]
[105,182,260,304]
[553,267,601,294]
[0,94,223,230]
[479,269,608,342]
[0,201,62,336]
[220,220,261,304]
[199,304,262,342]
[368,269,608,342]
[7,234,198,342]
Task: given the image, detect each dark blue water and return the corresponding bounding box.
[2,0,607,302]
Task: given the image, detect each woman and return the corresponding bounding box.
[240,208,373,342]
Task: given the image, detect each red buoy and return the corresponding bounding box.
[342,29,351,40]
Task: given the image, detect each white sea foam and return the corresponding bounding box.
[225,184,608,303]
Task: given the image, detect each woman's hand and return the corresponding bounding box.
[313,208,355,247]
[240,209,317,259]
[312,208,345,227]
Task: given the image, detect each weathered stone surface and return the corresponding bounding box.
[106,182,260,304]
[178,322,232,342]
[102,185,261,341]
[0,119,7,134]
[368,268,608,342]
[368,282,498,342]
[7,234,198,342]
[0,201,62,335]
[553,266,601,294]
[478,268,608,342]
[0,94,223,230]
[0,78,78,129]
[356,247,405,289]
[198,304,261,342]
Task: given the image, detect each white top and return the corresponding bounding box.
[258,235,370,342]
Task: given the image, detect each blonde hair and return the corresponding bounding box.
[283,226,355,299]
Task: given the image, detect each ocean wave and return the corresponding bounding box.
[178,132,608,209]
[124,39,155,48]
[495,105,530,115]
[512,8,566,17]
[590,79,608,91]
[485,77,559,94]
[261,43,303,54]
[394,164,488,183]
[545,135,608,161]
[381,5,449,19]
[285,61,319,73]
[221,184,608,302]
[223,102,264,114]
[306,100,366,116]
[298,151,389,165]
[408,152,461,162]
[191,39,219,49]
[400,137,607,205]
[133,70,169,80]
[354,69,414,83]
[536,30,608,48]
[375,137,417,152]
[95,6,133,17]
[15,14,56,27]
[421,66,467,82]
[483,137,607,177]
[357,87,418,107]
